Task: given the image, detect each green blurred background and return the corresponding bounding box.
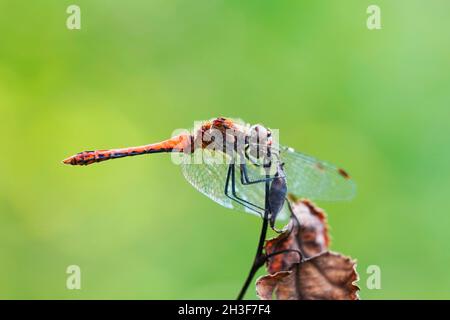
[1,0,449,299]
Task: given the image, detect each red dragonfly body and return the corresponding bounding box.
[63,117,241,166]
[63,117,356,302]
[63,134,192,166]
[63,117,355,220]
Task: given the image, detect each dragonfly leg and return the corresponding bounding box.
[241,148,286,184]
[224,164,264,216]
[239,163,277,185]
[231,165,265,212]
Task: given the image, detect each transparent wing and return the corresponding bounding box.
[180,149,269,217]
[279,146,356,201]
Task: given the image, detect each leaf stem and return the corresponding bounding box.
[236,173,271,300]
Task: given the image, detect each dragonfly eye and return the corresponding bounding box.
[249,125,270,141]
[248,124,270,147]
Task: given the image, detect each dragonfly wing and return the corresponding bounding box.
[180,149,267,217]
[279,146,356,201]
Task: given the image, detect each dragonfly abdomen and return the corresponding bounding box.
[63,134,193,166]
[268,176,287,228]
[63,149,136,165]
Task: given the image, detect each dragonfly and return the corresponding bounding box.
[63,117,356,228]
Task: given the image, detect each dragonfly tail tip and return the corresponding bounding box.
[62,156,75,165]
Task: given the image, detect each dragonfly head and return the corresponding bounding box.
[245,124,273,165]
[249,124,271,139]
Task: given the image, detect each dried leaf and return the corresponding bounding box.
[265,198,330,274]
[258,196,359,300]
[257,251,359,300]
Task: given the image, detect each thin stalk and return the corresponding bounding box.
[236,173,271,300]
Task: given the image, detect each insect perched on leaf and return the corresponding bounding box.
[63,116,356,299]
[63,117,355,228]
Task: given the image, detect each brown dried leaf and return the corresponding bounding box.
[265,197,330,274]
[256,251,359,300]
[258,196,359,300]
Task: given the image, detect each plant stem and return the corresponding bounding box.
[236,174,271,300]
